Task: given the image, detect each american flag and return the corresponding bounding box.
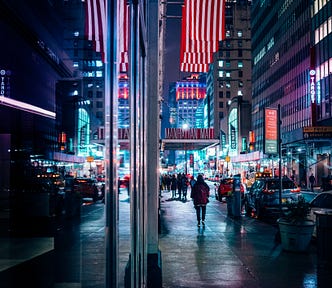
[180,0,225,72]
[118,0,129,73]
[85,0,107,62]
[85,0,129,71]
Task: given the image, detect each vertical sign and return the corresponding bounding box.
[189,154,194,167]
[220,130,227,150]
[230,125,236,150]
[264,108,278,155]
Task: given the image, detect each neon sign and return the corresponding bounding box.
[309,69,316,103]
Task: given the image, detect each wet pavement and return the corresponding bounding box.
[1,185,332,287]
[159,187,332,288]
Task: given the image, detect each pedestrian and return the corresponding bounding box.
[190,174,210,227]
[309,173,315,192]
[170,174,177,199]
[189,176,196,189]
[166,174,171,192]
[177,173,182,200]
[181,173,189,201]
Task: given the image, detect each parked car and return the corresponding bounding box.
[215,178,246,202]
[73,178,99,202]
[308,191,332,237]
[244,177,301,219]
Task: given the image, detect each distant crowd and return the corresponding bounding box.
[160,173,198,201]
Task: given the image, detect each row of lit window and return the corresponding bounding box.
[218,69,243,79]
[312,0,329,15]
[218,80,244,89]
[218,60,243,68]
[314,16,332,44]
[316,58,332,82]
[226,30,243,38]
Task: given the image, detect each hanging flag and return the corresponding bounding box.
[85,0,107,62]
[118,0,129,73]
[180,0,225,72]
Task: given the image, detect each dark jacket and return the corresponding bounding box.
[191,175,210,205]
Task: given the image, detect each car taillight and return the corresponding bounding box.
[263,189,274,194]
[290,187,301,193]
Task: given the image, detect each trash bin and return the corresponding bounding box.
[314,210,332,268]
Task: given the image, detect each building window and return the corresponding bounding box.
[226,81,231,88]
[239,80,243,87]
[219,111,224,119]
[218,71,224,78]
[97,101,103,108]
[226,40,231,47]
[96,111,103,120]
[226,91,231,98]
[237,30,243,37]
[238,40,243,47]
[238,71,243,77]
[226,72,231,78]
[238,61,243,68]
[88,91,93,98]
[226,60,231,68]
[238,49,243,57]
[219,91,224,98]
[226,30,231,37]
[218,60,224,67]
[219,102,224,108]
[226,51,230,57]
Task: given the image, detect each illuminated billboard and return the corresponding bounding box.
[264,108,278,155]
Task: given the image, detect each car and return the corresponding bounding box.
[244,177,301,219]
[73,178,99,202]
[308,191,332,237]
[215,178,246,202]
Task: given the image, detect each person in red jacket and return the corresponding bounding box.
[190,174,210,227]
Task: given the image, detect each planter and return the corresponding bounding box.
[277,218,315,252]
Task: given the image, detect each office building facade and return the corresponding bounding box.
[251,0,332,185]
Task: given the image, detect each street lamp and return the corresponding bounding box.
[182,123,189,174]
[225,144,230,177]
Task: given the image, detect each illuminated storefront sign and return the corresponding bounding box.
[228,108,238,155]
[165,128,214,139]
[264,108,278,155]
[0,69,55,119]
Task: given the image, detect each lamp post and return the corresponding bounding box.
[182,123,189,175]
[225,144,230,177]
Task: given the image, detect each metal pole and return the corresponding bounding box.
[105,1,119,287]
[278,104,282,214]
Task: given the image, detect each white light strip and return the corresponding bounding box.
[0,96,56,119]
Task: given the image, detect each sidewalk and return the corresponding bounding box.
[158,189,332,288]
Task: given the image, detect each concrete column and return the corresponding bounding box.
[146,0,162,286]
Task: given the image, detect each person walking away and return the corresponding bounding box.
[309,173,315,192]
[166,174,171,192]
[170,174,177,199]
[181,173,189,201]
[177,174,182,200]
[190,174,210,227]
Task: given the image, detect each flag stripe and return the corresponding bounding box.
[180,0,225,72]
[85,0,107,62]
[118,0,129,72]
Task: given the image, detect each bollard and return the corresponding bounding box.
[315,210,332,268]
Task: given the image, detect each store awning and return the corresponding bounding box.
[162,138,219,151]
